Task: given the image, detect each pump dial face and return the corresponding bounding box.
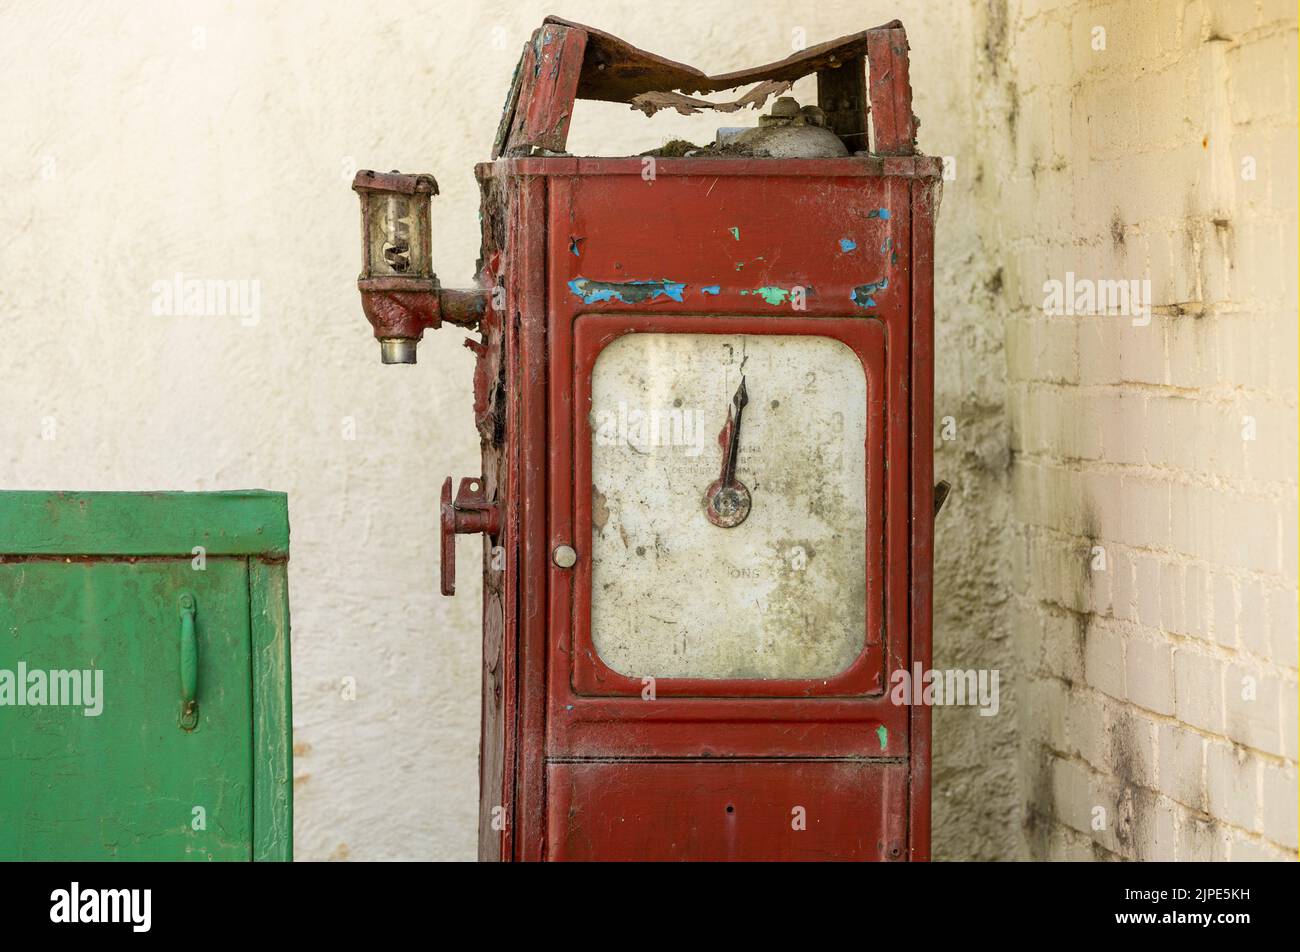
[588,332,869,681]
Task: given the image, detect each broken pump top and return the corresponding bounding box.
[686,95,850,159]
[494,16,920,158]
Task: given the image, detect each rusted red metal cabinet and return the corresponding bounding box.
[361,17,940,861]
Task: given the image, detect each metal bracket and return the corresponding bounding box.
[440,477,501,596]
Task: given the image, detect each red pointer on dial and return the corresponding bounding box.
[703,376,752,528]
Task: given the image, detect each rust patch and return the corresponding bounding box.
[592,488,610,531]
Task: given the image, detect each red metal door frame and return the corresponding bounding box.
[542,164,912,765]
[481,156,939,861]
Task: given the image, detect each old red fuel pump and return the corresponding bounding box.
[352,17,941,861]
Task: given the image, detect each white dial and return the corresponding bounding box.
[588,331,869,681]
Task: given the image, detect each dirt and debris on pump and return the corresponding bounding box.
[641,95,850,159]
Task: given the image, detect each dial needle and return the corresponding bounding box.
[721,376,748,488]
[703,376,753,529]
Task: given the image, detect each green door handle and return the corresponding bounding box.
[179,593,199,730]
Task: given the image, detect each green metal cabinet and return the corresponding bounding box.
[0,492,291,860]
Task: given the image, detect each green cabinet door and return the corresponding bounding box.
[0,492,291,861]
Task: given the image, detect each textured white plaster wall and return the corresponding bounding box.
[1,0,1007,861]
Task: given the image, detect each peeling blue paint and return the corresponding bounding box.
[839,238,857,253]
[729,226,741,240]
[881,236,893,254]
[701,285,721,295]
[851,277,889,309]
[569,237,582,257]
[867,208,892,220]
[568,277,686,304]
[532,31,548,77]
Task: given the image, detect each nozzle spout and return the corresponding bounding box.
[379,338,419,364]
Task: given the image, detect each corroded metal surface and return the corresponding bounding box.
[543,15,900,103]
[462,156,938,860]
[496,18,916,158]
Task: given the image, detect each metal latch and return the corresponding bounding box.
[178,593,199,730]
[440,477,500,596]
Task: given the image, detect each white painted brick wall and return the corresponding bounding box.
[1003,0,1298,860]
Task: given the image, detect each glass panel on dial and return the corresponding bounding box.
[589,332,869,681]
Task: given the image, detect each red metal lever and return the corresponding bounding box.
[440,476,501,596]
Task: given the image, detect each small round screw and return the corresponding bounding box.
[553,545,578,569]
